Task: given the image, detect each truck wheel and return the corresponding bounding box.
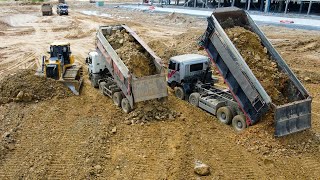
[232,115,247,131]
[121,98,132,113]
[113,92,123,107]
[91,77,99,88]
[174,87,185,100]
[189,93,200,107]
[217,107,233,124]
[99,82,107,95]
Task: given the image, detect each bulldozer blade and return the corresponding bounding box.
[63,78,83,96]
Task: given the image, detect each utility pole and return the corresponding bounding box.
[284,0,289,14]
[264,0,270,13]
[307,0,313,15]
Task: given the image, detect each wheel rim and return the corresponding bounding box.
[176,90,182,98]
[237,121,243,129]
[122,99,130,113]
[113,96,119,105]
[221,112,226,120]
[191,97,195,104]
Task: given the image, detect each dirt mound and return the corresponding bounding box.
[124,99,180,125]
[64,28,95,39]
[148,31,206,66]
[106,29,156,77]
[0,69,73,104]
[165,12,189,23]
[173,31,206,55]
[148,40,178,66]
[293,38,320,52]
[226,26,289,105]
[0,20,11,30]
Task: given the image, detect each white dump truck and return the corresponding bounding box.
[86,25,168,113]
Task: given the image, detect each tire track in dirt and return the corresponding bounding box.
[182,104,268,179]
[0,83,118,179]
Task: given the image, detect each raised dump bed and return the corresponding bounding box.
[199,7,311,136]
[87,25,167,112]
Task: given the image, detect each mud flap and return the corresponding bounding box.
[274,99,311,137]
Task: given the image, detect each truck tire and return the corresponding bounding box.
[217,106,233,124]
[189,92,200,107]
[99,82,107,95]
[121,98,132,113]
[91,76,99,88]
[113,92,123,107]
[232,115,247,131]
[174,87,185,100]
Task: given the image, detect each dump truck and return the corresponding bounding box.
[86,25,168,113]
[168,54,247,131]
[195,7,311,137]
[41,3,53,16]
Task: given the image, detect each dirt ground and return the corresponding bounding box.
[0,1,319,179]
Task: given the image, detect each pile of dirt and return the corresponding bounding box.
[106,29,156,77]
[173,31,206,56]
[165,12,189,23]
[226,26,289,105]
[148,40,178,66]
[0,69,73,104]
[0,20,11,35]
[148,31,206,66]
[65,28,95,39]
[124,99,181,125]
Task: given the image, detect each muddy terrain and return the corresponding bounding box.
[0,1,319,179]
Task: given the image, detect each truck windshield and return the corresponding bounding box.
[60,5,68,8]
[168,61,176,70]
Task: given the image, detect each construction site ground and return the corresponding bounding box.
[0,2,319,179]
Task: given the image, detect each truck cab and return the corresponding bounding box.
[86,51,107,87]
[57,3,69,15]
[167,54,212,88]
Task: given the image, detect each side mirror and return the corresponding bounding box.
[47,51,50,54]
[85,57,89,64]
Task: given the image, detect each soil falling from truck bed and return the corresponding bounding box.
[106,29,156,78]
[226,26,289,105]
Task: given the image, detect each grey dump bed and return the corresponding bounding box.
[199,7,311,137]
[97,25,167,105]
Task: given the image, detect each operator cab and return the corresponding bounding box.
[49,42,71,65]
[168,54,212,87]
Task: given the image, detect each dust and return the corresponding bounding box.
[106,29,156,77]
[0,69,73,104]
[226,26,289,105]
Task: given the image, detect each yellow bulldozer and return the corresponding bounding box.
[37,42,83,95]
